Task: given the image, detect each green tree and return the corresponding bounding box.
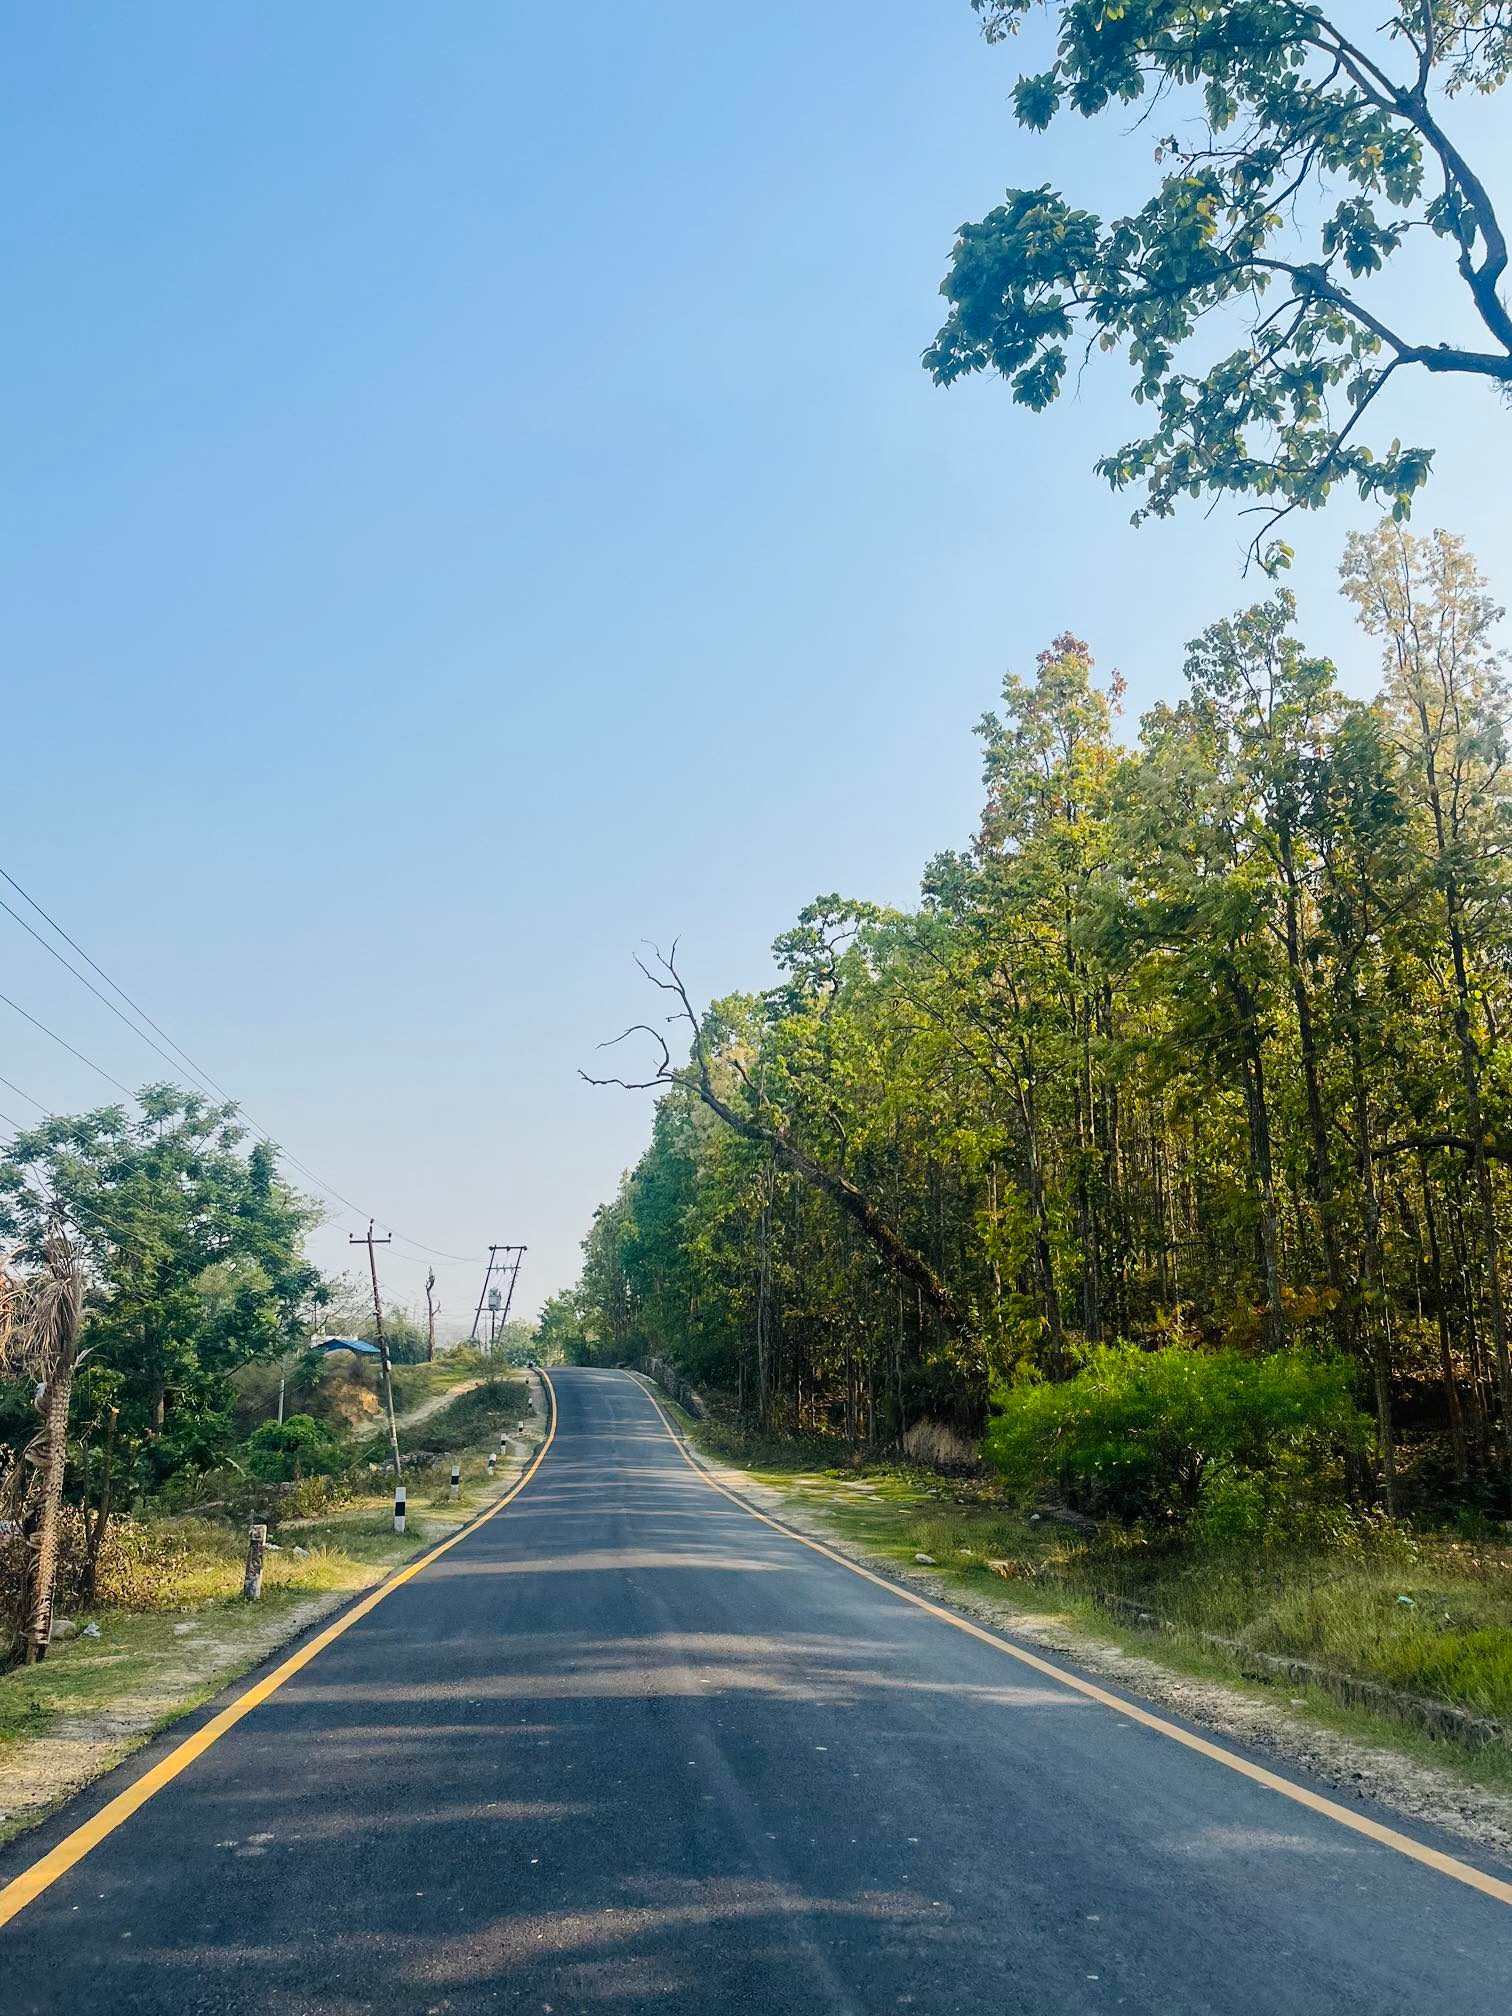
[0,1087,323,1501]
[1183,596,1348,1321]
[1342,521,1512,1492]
[927,4,1512,561]
[244,1412,341,1482]
[535,1291,591,1365]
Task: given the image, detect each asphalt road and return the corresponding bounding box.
[2,1366,1509,2012]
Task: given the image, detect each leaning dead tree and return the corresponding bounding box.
[582,941,966,1338]
[1,1226,86,1665]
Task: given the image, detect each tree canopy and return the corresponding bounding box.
[0,1087,323,1490]
[575,519,1512,1514]
[927,3,1512,563]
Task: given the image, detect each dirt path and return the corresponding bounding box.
[392,1376,484,1431]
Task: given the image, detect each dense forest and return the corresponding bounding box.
[557,522,1512,1521]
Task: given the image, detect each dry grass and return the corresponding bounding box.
[0,1365,539,1831]
[700,1431,1512,1758]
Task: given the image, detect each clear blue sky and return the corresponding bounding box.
[3,5,1509,1325]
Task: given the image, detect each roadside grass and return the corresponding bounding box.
[392,1374,532,1458]
[0,1369,541,1841]
[0,1531,425,1844]
[672,1406,1512,1792]
[0,1541,409,1750]
[389,1350,493,1412]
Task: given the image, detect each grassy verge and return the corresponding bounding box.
[674,1408,1512,1795]
[389,1350,494,1413]
[0,1371,539,1844]
[0,1533,410,1746]
[392,1375,533,1466]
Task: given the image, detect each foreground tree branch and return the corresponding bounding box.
[931,4,1512,566]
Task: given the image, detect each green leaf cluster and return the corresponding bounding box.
[929,5,1512,560]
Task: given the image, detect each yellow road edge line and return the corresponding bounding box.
[629,1371,1512,1911]
[0,1370,559,1933]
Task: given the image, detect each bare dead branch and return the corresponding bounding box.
[586,943,968,1336]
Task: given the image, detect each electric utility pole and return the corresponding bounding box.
[499,1246,526,1332]
[470,1244,527,1348]
[470,1246,499,1347]
[425,1268,437,1364]
[351,1221,403,1487]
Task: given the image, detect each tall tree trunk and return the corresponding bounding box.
[1421,728,1512,1495]
[1447,1180,1493,1457]
[1277,825,1347,1339]
[1230,972,1285,1350]
[1015,1057,1064,1366]
[82,1404,120,1604]
[1412,1161,1470,1487]
[1345,1017,1395,1511]
[1075,1003,1102,1342]
[754,1155,776,1429]
[8,1233,86,1666]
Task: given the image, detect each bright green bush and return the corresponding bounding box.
[984,1344,1369,1528]
[244,1412,342,1482]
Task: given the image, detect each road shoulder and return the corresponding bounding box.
[631,1375,1512,1873]
[0,1371,549,1848]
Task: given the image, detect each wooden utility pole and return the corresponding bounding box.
[351,1221,402,1486]
[425,1268,437,1364]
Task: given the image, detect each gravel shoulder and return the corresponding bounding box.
[644,1386,1512,1872]
[0,1588,358,1845]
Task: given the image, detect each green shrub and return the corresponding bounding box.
[984,1343,1369,1528]
[387,1377,522,1459]
[244,1413,342,1482]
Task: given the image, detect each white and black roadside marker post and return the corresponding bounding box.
[487,1451,496,1475]
[450,1459,461,1502]
[393,1482,407,1535]
[243,1522,267,1602]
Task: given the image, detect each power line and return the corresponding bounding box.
[0,863,479,1262]
[0,1011,451,1264]
[0,1100,92,1235]
[0,1076,49,1115]
[0,1076,298,1256]
[0,892,224,1101]
[0,990,137,1098]
[0,867,223,1094]
[0,874,387,1244]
